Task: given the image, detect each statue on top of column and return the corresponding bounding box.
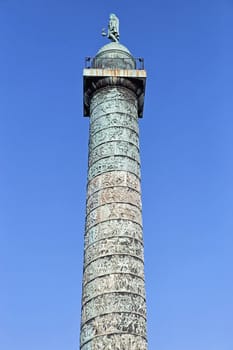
[102,13,120,43]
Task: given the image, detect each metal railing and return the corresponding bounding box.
[85,57,144,70]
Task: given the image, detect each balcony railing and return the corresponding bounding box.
[85,57,145,70]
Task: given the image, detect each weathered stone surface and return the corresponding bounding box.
[86,202,142,230]
[84,219,143,247]
[81,334,147,350]
[81,82,147,349]
[84,236,144,265]
[81,313,147,344]
[82,293,146,324]
[89,127,139,150]
[88,140,140,167]
[83,255,145,283]
[87,187,141,213]
[82,274,146,304]
[90,100,137,122]
[90,112,139,136]
[88,156,140,181]
[90,88,137,121]
[87,171,141,197]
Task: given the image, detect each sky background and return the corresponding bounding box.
[1,0,233,349]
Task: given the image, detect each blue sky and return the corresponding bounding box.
[1,1,233,349]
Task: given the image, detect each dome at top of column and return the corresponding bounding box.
[97,42,131,56]
[93,42,136,69]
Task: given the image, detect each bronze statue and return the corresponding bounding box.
[102,13,120,42]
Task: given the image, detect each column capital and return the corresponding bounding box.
[83,68,147,118]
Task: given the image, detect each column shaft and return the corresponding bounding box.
[80,86,147,350]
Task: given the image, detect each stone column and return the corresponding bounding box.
[81,42,147,350]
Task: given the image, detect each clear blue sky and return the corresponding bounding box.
[1,1,233,349]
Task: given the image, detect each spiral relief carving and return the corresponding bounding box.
[87,171,141,197]
[83,255,145,283]
[85,202,142,230]
[87,187,141,213]
[89,127,139,151]
[81,313,147,344]
[82,274,146,304]
[84,219,143,247]
[88,156,141,181]
[88,141,140,167]
[90,88,137,122]
[90,113,139,136]
[81,334,147,350]
[84,236,144,265]
[81,84,147,349]
[82,293,146,324]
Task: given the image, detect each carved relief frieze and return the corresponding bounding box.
[87,171,141,197]
[89,127,139,151]
[88,156,140,181]
[88,142,115,166]
[90,86,137,110]
[81,78,147,349]
[90,99,137,121]
[85,203,142,230]
[82,273,146,304]
[90,113,139,136]
[82,293,146,324]
[84,236,144,265]
[83,255,145,283]
[86,187,141,213]
[80,313,147,345]
[81,334,147,350]
[88,141,140,167]
[84,220,143,247]
[90,88,137,122]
